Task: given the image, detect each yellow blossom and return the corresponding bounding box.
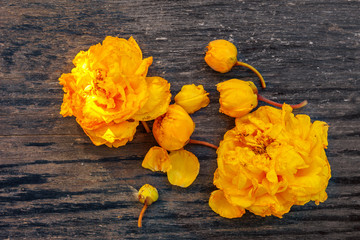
[59,36,156,147]
[152,104,195,151]
[174,84,210,114]
[137,184,158,227]
[204,39,266,88]
[167,149,200,188]
[210,104,331,218]
[138,184,159,205]
[217,79,258,118]
[205,39,238,73]
[142,146,171,172]
[133,76,171,121]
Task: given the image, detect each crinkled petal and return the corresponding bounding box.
[209,190,245,218]
[142,146,171,172]
[133,76,171,121]
[83,120,138,147]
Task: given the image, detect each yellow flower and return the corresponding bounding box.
[204,39,266,88]
[167,149,200,188]
[138,184,159,205]
[210,104,331,218]
[137,184,158,228]
[217,79,258,118]
[174,84,210,114]
[205,39,238,73]
[142,146,171,172]
[59,36,156,147]
[133,76,171,121]
[152,104,195,151]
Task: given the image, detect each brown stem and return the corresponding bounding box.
[257,94,308,109]
[138,203,148,228]
[236,61,266,89]
[141,121,151,133]
[188,139,218,150]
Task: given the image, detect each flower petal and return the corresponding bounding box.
[83,120,138,148]
[133,77,171,121]
[209,190,245,218]
[167,149,199,188]
[142,146,171,172]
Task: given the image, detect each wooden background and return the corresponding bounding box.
[1,0,359,239]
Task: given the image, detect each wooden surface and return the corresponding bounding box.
[1,0,359,239]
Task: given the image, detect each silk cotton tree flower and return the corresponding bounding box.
[152,104,218,150]
[205,39,266,88]
[174,84,210,114]
[209,104,331,218]
[152,104,195,151]
[217,79,308,118]
[59,36,171,147]
[137,184,159,227]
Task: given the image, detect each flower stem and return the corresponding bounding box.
[188,139,218,150]
[141,121,151,133]
[138,203,148,228]
[236,61,266,89]
[257,94,308,109]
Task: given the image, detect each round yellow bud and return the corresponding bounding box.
[205,39,238,73]
[153,104,195,151]
[138,184,158,205]
[174,84,210,114]
[217,79,258,118]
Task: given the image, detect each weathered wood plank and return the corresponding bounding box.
[1,0,359,239]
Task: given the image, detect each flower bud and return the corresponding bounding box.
[153,104,195,151]
[138,184,158,205]
[174,84,210,114]
[217,79,258,118]
[205,39,238,73]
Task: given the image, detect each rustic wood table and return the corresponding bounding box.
[1,0,359,239]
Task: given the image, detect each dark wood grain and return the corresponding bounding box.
[1,0,359,239]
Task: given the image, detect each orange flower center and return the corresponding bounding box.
[236,130,275,156]
[94,69,107,94]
